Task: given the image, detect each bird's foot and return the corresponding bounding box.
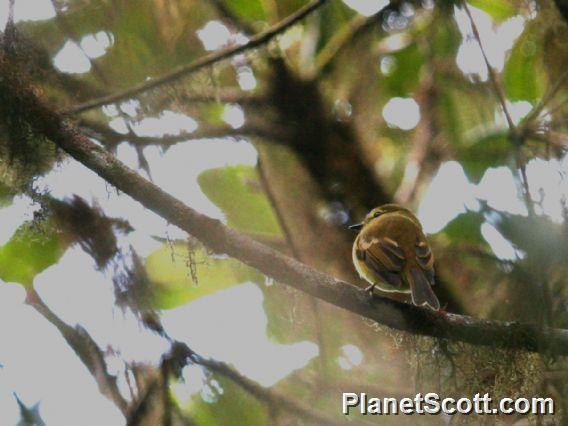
[364,283,376,296]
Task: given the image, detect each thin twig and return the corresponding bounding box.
[137,90,268,124]
[125,377,160,425]
[173,89,266,106]
[257,154,330,393]
[463,2,515,131]
[463,2,535,215]
[256,158,301,259]
[68,0,328,114]
[79,118,284,148]
[517,152,535,216]
[25,289,129,415]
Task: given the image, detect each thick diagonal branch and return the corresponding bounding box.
[3,59,568,355]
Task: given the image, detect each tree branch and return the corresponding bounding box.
[4,58,568,355]
[67,0,328,114]
[25,289,129,415]
[79,118,283,149]
[26,283,356,425]
[170,89,266,106]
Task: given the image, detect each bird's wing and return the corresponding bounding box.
[406,238,438,309]
[415,239,435,285]
[357,236,405,288]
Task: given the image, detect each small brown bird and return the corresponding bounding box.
[349,204,440,310]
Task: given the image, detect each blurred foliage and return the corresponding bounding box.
[503,21,546,104]
[0,181,14,207]
[198,165,282,237]
[185,373,269,424]
[438,210,486,245]
[496,212,568,266]
[458,131,512,182]
[383,43,423,97]
[0,220,66,286]
[468,0,517,22]
[2,0,568,424]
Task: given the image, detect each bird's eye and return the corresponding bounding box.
[373,211,382,218]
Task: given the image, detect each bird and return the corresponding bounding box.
[349,204,440,310]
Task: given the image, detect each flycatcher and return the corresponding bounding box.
[350,204,440,310]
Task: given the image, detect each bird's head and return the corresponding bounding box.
[348,204,420,231]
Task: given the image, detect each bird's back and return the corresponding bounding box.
[359,213,423,263]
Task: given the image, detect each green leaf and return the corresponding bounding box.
[0,221,66,286]
[468,0,516,22]
[439,211,485,245]
[145,243,263,309]
[503,32,545,104]
[198,166,282,237]
[459,131,511,183]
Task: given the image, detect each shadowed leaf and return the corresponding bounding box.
[440,211,486,245]
[145,243,263,309]
[459,131,511,183]
[503,25,545,104]
[198,165,282,237]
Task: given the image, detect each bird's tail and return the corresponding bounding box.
[407,267,440,310]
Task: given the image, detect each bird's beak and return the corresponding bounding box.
[348,223,363,231]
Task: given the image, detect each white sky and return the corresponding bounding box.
[342,0,390,17]
[0,0,55,28]
[454,6,525,80]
